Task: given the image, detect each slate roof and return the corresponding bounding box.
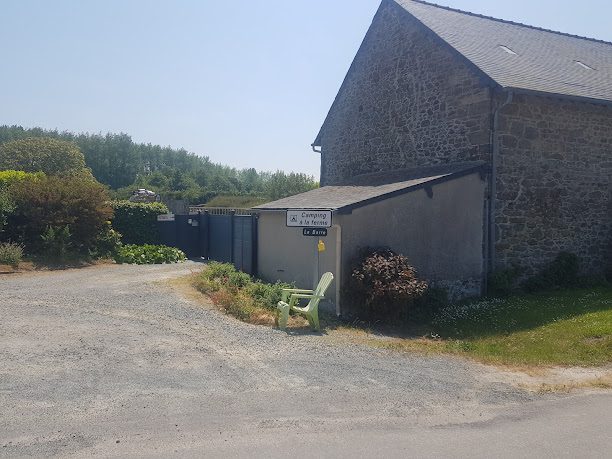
[254,162,484,212]
[396,0,612,103]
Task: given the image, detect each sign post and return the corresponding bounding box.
[286,209,332,289]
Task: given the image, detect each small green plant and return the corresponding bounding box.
[0,242,23,268]
[90,221,122,259]
[114,244,186,264]
[41,226,73,263]
[523,252,580,292]
[488,265,521,297]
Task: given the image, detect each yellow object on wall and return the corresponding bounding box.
[318,240,326,252]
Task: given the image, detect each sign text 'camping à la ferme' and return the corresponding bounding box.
[286,210,332,228]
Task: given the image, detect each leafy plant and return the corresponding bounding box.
[90,221,122,259]
[350,248,428,321]
[488,265,521,297]
[114,244,186,264]
[0,189,14,233]
[0,242,23,268]
[110,201,168,245]
[523,252,580,292]
[41,226,73,262]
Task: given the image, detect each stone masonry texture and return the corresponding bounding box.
[496,94,612,275]
[318,0,492,185]
[317,0,612,277]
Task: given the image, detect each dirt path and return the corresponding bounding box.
[1,263,610,458]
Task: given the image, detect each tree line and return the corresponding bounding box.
[0,125,318,204]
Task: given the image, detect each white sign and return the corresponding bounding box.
[157,213,175,222]
[286,209,332,228]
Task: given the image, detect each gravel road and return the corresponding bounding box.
[1,263,610,458]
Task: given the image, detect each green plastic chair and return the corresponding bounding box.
[275,272,334,331]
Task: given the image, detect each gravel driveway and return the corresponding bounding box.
[1,263,610,458]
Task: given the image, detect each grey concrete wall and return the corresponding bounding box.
[317,0,492,185]
[496,94,612,275]
[257,212,338,307]
[337,172,486,307]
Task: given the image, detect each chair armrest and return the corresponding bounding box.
[288,293,323,308]
[281,288,313,302]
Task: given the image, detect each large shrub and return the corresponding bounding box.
[0,171,45,233]
[110,201,168,245]
[350,248,428,320]
[0,138,86,175]
[5,174,112,254]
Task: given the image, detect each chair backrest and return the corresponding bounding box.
[302,272,334,313]
[314,272,334,297]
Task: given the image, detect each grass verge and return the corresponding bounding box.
[350,286,612,367]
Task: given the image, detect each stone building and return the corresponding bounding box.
[255,0,611,312]
[312,0,612,279]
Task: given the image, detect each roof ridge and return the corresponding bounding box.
[407,0,612,47]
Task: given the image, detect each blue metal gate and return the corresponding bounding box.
[157,210,257,275]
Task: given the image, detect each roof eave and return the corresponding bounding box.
[255,163,487,213]
[503,86,612,108]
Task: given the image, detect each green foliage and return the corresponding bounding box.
[110,201,168,245]
[488,265,521,297]
[411,287,449,323]
[0,171,46,232]
[195,262,292,316]
[0,170,45,188]
[40,226,73,262]
[262,171,319,201]
[0,242,23,268]
[205,194,268,208]
[4,174,112,253]
[430,286,612,366]
[200,261,240,283]
[90,221,122,259]
[0,137,86,175]
[245,280,293,310]
[350,248,429,321]
[0,125,319,204]
[114,244,186,264]
[0,189,14,233]
[523,252,581,292]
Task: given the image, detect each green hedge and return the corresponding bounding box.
[110,201,168,245]
[114,244,186,264]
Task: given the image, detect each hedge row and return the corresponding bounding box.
[110,200,168,245]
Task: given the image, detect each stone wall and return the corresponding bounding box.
[318,0,492,185]
[316,0,612,279]
[496,94,612,275]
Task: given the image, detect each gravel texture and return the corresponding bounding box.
[0,263,609,458]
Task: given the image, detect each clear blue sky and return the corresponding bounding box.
[1,0,610,177]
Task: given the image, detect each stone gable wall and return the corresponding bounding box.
[318,0,492,185]
[496,94,612,274]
